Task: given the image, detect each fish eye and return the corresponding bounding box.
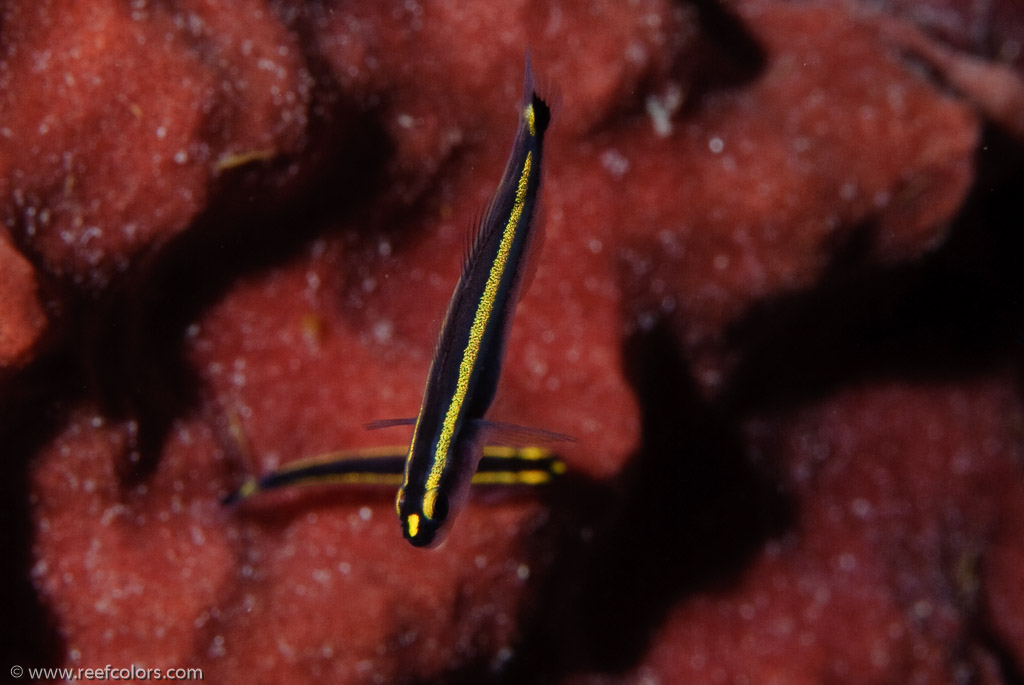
[433,491,449,521]
[395,490,406,518]
[422,487,449,522]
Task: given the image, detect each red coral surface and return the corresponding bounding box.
[0,232,46,368]
[3,0,1024,683]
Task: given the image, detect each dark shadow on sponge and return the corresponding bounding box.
[491,318,793,683]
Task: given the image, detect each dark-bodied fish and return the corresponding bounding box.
[396,59,554,547]
[222,444,565,505]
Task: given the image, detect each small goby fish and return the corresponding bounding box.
[397,59,554,547]
[222,444,565,505]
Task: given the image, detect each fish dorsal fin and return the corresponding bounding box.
[460,197,498,285]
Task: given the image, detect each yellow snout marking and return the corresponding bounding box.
[407,513,421,538]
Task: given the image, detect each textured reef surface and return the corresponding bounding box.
[3,0,1024,683]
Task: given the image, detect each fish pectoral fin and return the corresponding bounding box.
[364,417,418,431]
[470,418,575,446]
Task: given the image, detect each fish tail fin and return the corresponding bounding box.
[523,50,556,136]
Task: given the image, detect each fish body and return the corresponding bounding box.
[222,444,564,505]
[397,62,552,547]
